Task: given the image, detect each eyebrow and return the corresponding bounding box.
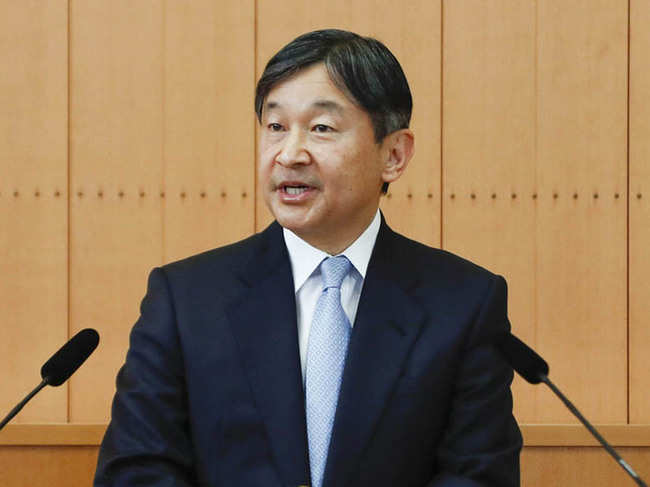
[312,99,345,114]
[264,99,345,115]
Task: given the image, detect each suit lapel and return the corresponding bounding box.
[323,219,426,487]
[226,222,310,486]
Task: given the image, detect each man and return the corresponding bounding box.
[95,29,522,486]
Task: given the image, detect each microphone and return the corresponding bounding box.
[40,328,100,386]
[497,332,548,384]
[497,332,647,487]
[0,328,100,431]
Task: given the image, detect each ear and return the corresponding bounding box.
[381,129,414,185]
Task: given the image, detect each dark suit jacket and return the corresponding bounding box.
[95,217,522,487]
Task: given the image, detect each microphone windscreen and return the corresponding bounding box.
[497,332,549,384]
[40,328,100,386]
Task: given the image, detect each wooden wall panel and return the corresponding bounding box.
[163,0,255,262]
[630,0,650,424]
[255,1,441,246]
[442,0,540,421]
[0,0,642,452]
[69,0,165,422]
[68,0,256,422]
[0,1,68,422]
[443,0,628,423]
[535,0,627,423]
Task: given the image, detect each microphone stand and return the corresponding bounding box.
[540,374,647,487]
[0,378,48,432]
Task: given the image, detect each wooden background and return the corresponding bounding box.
[0,0,648,485]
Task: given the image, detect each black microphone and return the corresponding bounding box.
[40,328,100,386]
[497,332,647,487]
[497,332,548,384]
[0,328,100,431]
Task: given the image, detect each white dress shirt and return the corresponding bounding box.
[283,209,381,383]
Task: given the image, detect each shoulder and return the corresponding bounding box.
[383,224,511,344]
[383,225,502,291]
[396,231,492,274]
[151,222,284,300]
[375,223,508,321]
[163,232,260,275]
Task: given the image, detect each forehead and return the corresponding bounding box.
[263,63,353,114]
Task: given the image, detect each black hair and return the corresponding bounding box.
[255,29,413,194]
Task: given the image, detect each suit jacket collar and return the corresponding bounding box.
[226,217,426,487]
[226,221,310,485]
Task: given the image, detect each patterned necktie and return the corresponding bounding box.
[305,255,352,487]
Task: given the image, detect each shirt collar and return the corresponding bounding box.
[282,209,381,293]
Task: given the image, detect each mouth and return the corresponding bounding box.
[282,185,310,195]
[276,182,316,202]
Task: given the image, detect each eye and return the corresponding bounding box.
[313,124,334,133]
[267,123,283,132]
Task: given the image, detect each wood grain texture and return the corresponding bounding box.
[522,447,650,486]
[535,0,627,424]
[68,0,256,422]
[629,0,650,424]
[442,0,540,421]
[0,424,105,446]
[0,0,643,435]
[0,444,648,486]
[5,423,650,447]
[0,446,98,487]
[443,0,628,423]
[0,1,68,422]
[68,0,165,422]
[163,0,255,262]
[522,424,650,447]
[255,1,441,246]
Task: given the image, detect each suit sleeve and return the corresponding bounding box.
[428,275,522,487]
[94,267,197,486]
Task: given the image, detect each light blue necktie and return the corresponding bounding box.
[305,256,352,487]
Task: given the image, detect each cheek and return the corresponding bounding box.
[257,147,275,176]
[316,153,354,191]
[338,148,381,183]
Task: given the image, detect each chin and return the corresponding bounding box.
[275,215,312,233]
[272,209,319,235]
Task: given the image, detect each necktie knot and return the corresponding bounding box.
[320,256,351,290]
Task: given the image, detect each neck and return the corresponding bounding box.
[295,209,378,255]
[306,236,357,256]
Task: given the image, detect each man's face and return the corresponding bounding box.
[259,63,386,252]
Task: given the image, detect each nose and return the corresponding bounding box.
[275,128,310,167]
